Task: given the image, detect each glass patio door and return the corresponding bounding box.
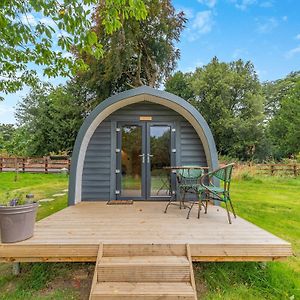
[116,122,175,200]
[117,123,146,199]
[147,124,172,198]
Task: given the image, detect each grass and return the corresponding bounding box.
[0,172,68,220]
[194,174,300,300]
[0,172,299,299]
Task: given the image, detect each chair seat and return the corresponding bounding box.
[180,184,224,193]
[204,185,225,193]
[179,184,203,193]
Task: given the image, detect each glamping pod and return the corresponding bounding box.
[68,86,218,205]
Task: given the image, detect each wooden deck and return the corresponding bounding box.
[0,202,292,262]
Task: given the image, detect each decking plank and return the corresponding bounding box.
[0,202,292,262]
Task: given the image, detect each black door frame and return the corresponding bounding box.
[116,121,176,200]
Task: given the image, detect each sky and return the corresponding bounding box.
[1,0,300,124]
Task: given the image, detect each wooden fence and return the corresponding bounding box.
[254,164,299,177]
[0,156,70,174]
[0,157,298,176]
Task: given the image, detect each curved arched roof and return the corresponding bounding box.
[68,86,218,205]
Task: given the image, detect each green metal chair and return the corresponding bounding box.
[199,163,236,224]
[164,167,206,219]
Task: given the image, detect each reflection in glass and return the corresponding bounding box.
[150,126,171,196]
[121,126,142,197]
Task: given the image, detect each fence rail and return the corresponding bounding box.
[250,163,299,177]
[0,157,70,174]
[0,158,299,176]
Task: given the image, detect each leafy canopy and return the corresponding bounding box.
[12,0,185,157]
[268,77,300,158]
[166,57,265,160]
[75,0,186,103]
[15,82,89,156]
[0,0,147,98]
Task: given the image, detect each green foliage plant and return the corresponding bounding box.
[0,0,148,97]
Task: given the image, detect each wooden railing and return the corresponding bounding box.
[254,164,299,177]
[0,156,71,174]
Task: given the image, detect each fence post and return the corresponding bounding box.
[293,164,297,177]
[270,165,274,176]
[0,157,2,172]
[45,157,48,174]
[22,158,26,173]
[68,157,71,173]
[14,157,19,182]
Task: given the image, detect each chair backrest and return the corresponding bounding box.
[212,163,234,183]
[177,167,204,186]
[210,163,234,193]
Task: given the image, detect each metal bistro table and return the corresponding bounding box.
[163,166,209,217]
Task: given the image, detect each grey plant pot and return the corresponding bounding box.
[0,202,38,243]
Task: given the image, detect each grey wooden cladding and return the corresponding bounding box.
[81,102,208,201]
[82,121,111,200]
[180,121,206,166]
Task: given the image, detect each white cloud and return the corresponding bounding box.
[198,0,217,8]
[62,52,73,59]
[285,46,300,58]
[192,11,214,34]
[229,0,257,10]
[296,34,300,40]
[256,17,278,33]
[182,60,204,73]
[0,104,14,117]
[39,17,56,28]
[21,13,37,26]
[260,1,273,8]
[232,48,249,59]
[0,102,16,124]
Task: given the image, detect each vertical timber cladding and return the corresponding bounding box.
[81,102,207,201]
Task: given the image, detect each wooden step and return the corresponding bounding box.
[103,244,186,257]
[97,256,190,282]
[91,282,196,300]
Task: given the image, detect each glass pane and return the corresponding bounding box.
[150,126,171,196]
[121,126,142,197]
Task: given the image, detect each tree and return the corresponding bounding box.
[16,82,88,156]
[0,124,15,142]
[165,58,266,160]
[268,80,300,158]
[263,71,300,120]
[0,0,147,97]
[76,0,186,104]
[165,71,193,100]
[0,124,15,155]
[4,127,33,157]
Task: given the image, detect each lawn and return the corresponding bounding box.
[0,172,299,299]
[0,172,69,220]
[195,174,300,299]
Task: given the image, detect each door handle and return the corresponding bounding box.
[139,154,145,163]
[147,154,153,163]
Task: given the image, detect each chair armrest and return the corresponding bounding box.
[200,172,209,188]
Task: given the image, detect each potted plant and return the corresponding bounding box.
[0,192,38,243]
